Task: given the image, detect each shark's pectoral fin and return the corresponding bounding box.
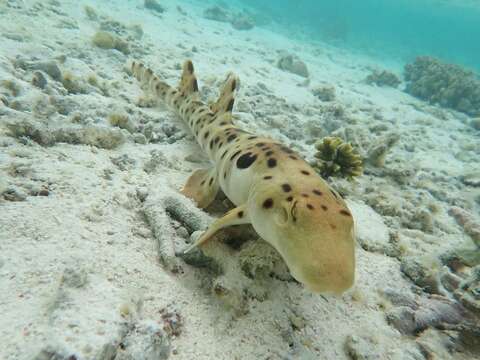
[183,204,250,253]
[180,168,219,209]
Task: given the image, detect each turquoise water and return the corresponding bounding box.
[239,0,480,71]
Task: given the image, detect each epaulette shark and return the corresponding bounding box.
[130,59,355,294]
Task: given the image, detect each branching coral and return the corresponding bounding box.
[312,136,363,180]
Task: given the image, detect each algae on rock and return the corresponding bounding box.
[92,31,130,55]
[365,69,401,88]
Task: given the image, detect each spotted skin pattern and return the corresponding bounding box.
[130,60,355,294]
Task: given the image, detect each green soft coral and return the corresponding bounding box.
[312,137,363,180]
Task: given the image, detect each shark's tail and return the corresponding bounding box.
[130,60,171,101]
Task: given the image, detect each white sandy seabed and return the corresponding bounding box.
[0,1,479,359]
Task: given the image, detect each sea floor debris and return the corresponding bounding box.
[1,0,479,359]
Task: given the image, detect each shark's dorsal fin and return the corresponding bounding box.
[179,60,199,95]
[210,72,239,114]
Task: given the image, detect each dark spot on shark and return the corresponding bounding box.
[230,150,242,160]
[282,184,292,192]
[226,98,234,112]
[267,158,277,168]
[263,198,273,209]
[340,209,351,217]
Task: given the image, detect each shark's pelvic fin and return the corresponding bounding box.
[183,204,249,253]
[180,168,219,209]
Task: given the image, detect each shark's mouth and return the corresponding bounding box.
[290,200,298,222]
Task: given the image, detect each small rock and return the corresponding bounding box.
[184,152,207,163]
[203,5,230,22]
[455,265,480,313]
[312,85,335,101]
[115,320,171,360]
[400,256,441,294]
[143,150,169,173]
[386,306,417,335]
[461,171,480,188]
[449,206,480,247]
[111,154,136,171]
[144,0,165,14]
[2,186,27,201]
[416,328,457,359]
[176,244,221,273]
[160,308,183,337]
[161,123,179,138]
[33,345,75,360]
[349,201,396,255]
[231,15,255,31]
[61,267,88,288]
[84,5,98,20]
[32,71,47,89]
[380,287,418,309]
[277,54,309,78]
[344,334,383,359]
[27,60,62,81]
[470,117,480,130]
[133,133,147,144]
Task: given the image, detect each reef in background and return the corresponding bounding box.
[404,56,480,116]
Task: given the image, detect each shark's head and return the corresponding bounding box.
[249,179,355,294]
